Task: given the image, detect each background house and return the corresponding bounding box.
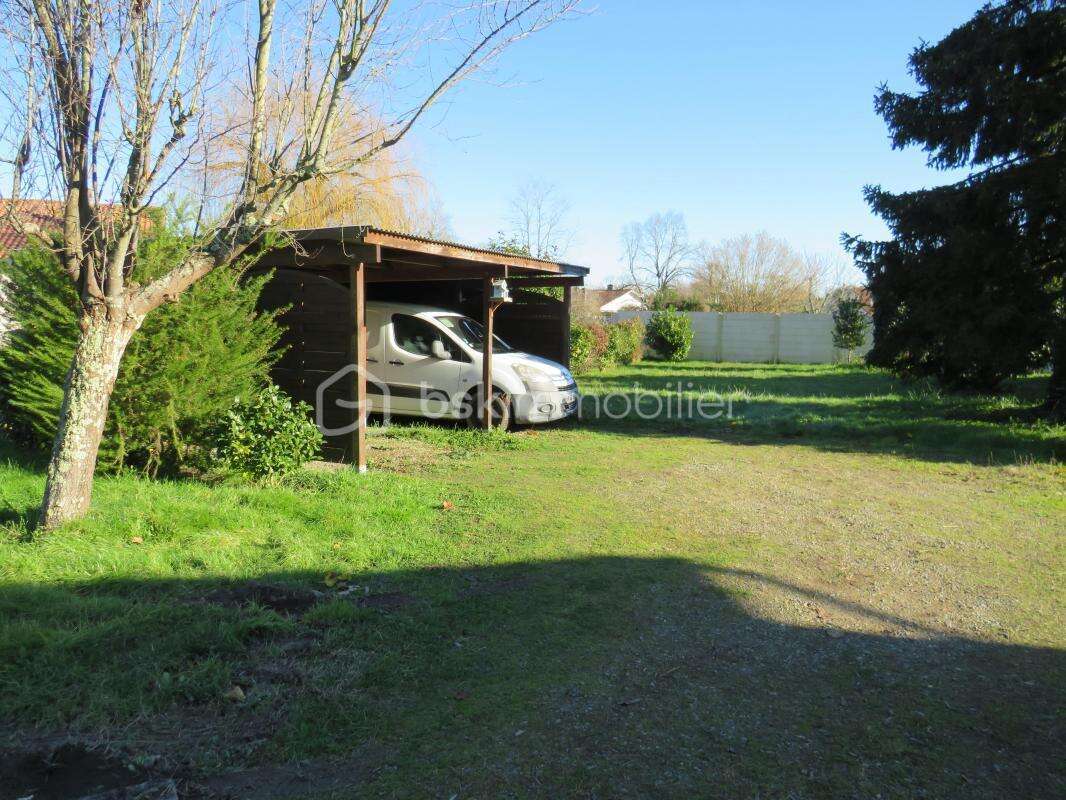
[573,285,643,317]
[1,201,71,336]
[0,200,67,259]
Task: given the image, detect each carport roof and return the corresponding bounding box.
[263,225,589,279]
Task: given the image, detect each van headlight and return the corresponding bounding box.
[513,363,557,393]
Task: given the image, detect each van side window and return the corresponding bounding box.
[392,314,447,357]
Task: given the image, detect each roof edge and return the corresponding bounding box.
[281,225,590,276]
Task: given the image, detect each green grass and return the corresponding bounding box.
[1,362,1063,799]
[577,361,1064,464]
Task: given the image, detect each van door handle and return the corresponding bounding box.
[388,359,404,366]
[367,357,378,364]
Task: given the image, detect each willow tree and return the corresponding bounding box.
[1,0,577,529]
[206,93,452,235]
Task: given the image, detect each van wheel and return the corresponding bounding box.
[464,388,512,431]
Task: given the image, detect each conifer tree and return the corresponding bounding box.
[0,221,282,474]
[846,0,1064,414]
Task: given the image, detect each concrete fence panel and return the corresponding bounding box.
[778,313,834,363]
[720,313,776,363]
[610,310,872,364]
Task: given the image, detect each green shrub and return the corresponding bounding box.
[645,309,693,362]
[211,385,322,477]
[605,317,644,365]
[570,323,594,373]
[570,321,609,373]
[0,219,282,474]
[650,288,706,312]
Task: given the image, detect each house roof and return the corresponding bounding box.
[575,287,638,307]
[0,199,66,257]
[0,199,151,258]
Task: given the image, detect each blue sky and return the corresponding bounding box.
[409,0,985,285]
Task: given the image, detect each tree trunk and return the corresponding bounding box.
[1046,320,1066,422]
[38,305,137,530]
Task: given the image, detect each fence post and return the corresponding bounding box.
[716,312,725,362]
[772,314,781,363]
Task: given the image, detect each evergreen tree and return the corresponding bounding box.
[831,298,870,363]
[846,0,1065,414]
[0,222,283,474]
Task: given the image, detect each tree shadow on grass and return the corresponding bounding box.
[1,557,1062,799]
[0,438,44,530]
[586,363,1050,404]
[569,371,1063,465]
[0,435,48,470]
[585,362,909,399]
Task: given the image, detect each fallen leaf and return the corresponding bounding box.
[332,541,342,550]
[130,536,144,545]
[439,501,454,511]
[323,571,349,588]
[222,685,245,702]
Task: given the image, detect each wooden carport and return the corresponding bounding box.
[254,226,589,470]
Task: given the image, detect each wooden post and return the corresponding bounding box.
[349,262,367,471]
[561,284,572,368]
[482,278,494,429]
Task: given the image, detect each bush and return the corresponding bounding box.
[570,321,609,373]
[650,287,706,312]
[605,317,644,365]
[645,309,693,361]
[211,385,322,477]
[0,219,282,474]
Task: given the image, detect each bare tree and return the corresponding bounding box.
[505,179,571,259]
[692,232,837,313]
[0,0,577,530]
[621,211,695,294]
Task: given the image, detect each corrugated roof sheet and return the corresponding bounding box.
[366,227,585,269]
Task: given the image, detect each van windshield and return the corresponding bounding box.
[435,315,516,354]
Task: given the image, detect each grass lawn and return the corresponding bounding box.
[1,362,1063,799]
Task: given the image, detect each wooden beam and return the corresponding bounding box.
[256,241,380,269]
[482,278,494,429]
[348,262,367,472]
[366,230,573,274]
[506,275,586,288]
[365,265,504,283]
[562,284,572,368]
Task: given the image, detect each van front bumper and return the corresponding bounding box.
[512,386,580,424]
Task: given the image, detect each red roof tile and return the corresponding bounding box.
[0,199,66,257]
[0,199,153,258]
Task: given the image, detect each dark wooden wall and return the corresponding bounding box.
[493,289,570,367]
[257,268,352,460]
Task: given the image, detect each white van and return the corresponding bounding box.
[363,301,579,429]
